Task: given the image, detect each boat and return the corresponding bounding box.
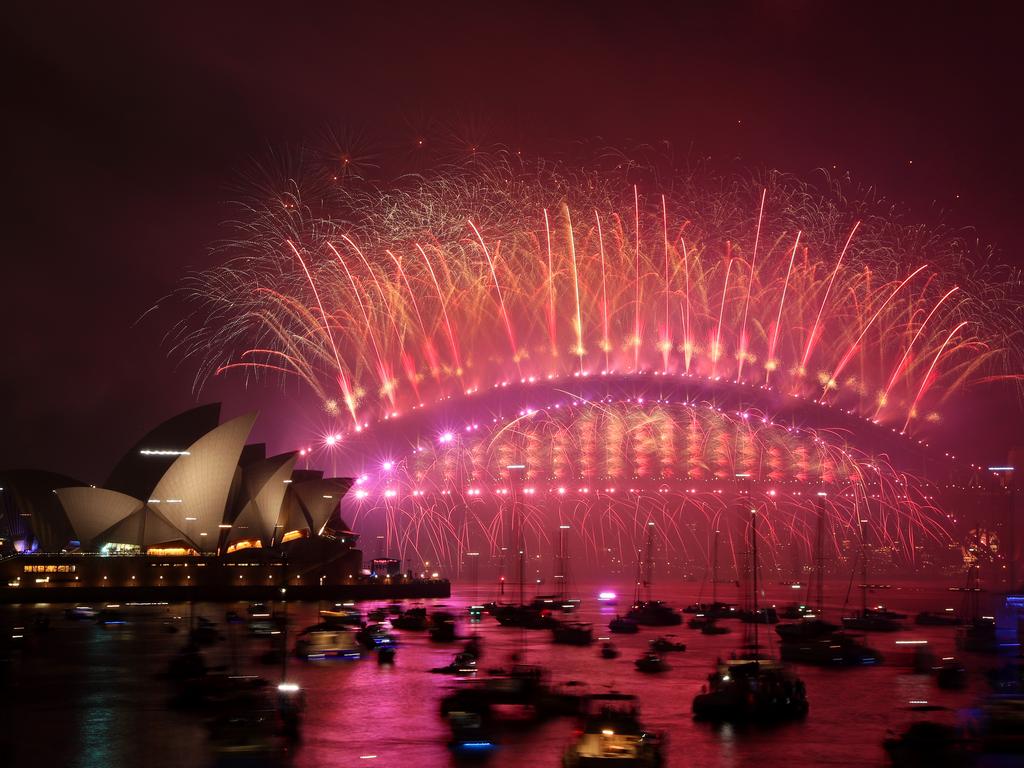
[96,609,128,627]
[429,611,458,642]
[609,616,639,634]
[779,631,882,666]
[683,601,737,619]
[553,620,595,646]
[842,609,903,632]
[700,620,730,636]
[319,604,363,626]
[549,524,582,613]
[842,523,905,631]
[692,656,808,722]
[934,657,967,689]
[779,603,814,620]
[600,641,620,660]
[355,622,397,649]
[294,628,360,660]
[685,530,737,621]
[64,605,97,620]
[392,607,429,631]
[493,603,556,629]
[208,708,284,764]
[431,652,478,675]
[439,664,574,718]
[246,602,271,618]
[882,718,971,768]
[627,601,683,627]
[648,636,686,653]
[446,706,497,757]
[562,693,664,767]
[634,652,669,673]
[775,617,840,641]
[915,610,962,626]
[693,502,808,723]
[955,616,1000,653]
[736,606,779,624]
[977,693,1024,753]
[625,524,683,628]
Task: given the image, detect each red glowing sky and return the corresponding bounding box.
[3,2,1023,481]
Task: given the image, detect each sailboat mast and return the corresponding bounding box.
[556,524,570,602]
[752,507,759,661]
[712,529,719,605]
[815,493,826,616]
[644,521,655,603]
[860,516,869,617]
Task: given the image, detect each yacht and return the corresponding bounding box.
[562,694,664,767]
[692,656,808,722]
[294,628,360,660]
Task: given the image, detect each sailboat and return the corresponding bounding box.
[776,497,881,665]
[686,528,737,628]
[955,559,1000,653]
[842,515,904,632]
[626,523,683,627]
[693,504,809,722]
[492,468,557,630]
[551,526,593,644]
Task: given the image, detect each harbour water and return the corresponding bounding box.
[2,580,1016,767]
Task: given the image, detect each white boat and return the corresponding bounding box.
[294,628,360,660]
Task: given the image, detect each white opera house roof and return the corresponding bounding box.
[0,405,353,555]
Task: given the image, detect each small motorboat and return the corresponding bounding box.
[553,621,594,646]
[934,657,967,690]
[446,707,497,757]
[429,612,458,642]
[634,652,669,673]
[431,652,478,675]
[600,641,620,660]
[701,619,730,636]
[649,636,686,653]
[355,622,396,649]
[915,610,961,627]
[65,605,97,620]
[609,615,639,634]
[96,609,128,627]
[392,607,428,631]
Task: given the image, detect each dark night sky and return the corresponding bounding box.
[2,1,1023,483]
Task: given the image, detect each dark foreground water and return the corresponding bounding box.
[1,581,1016,768]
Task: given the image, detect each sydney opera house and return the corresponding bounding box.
[0,405,364,594]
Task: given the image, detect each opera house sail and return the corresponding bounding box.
[0,404,373,596]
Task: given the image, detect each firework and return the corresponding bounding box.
[176,151,1022,570]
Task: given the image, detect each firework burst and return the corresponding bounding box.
[174,150,1022,569]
